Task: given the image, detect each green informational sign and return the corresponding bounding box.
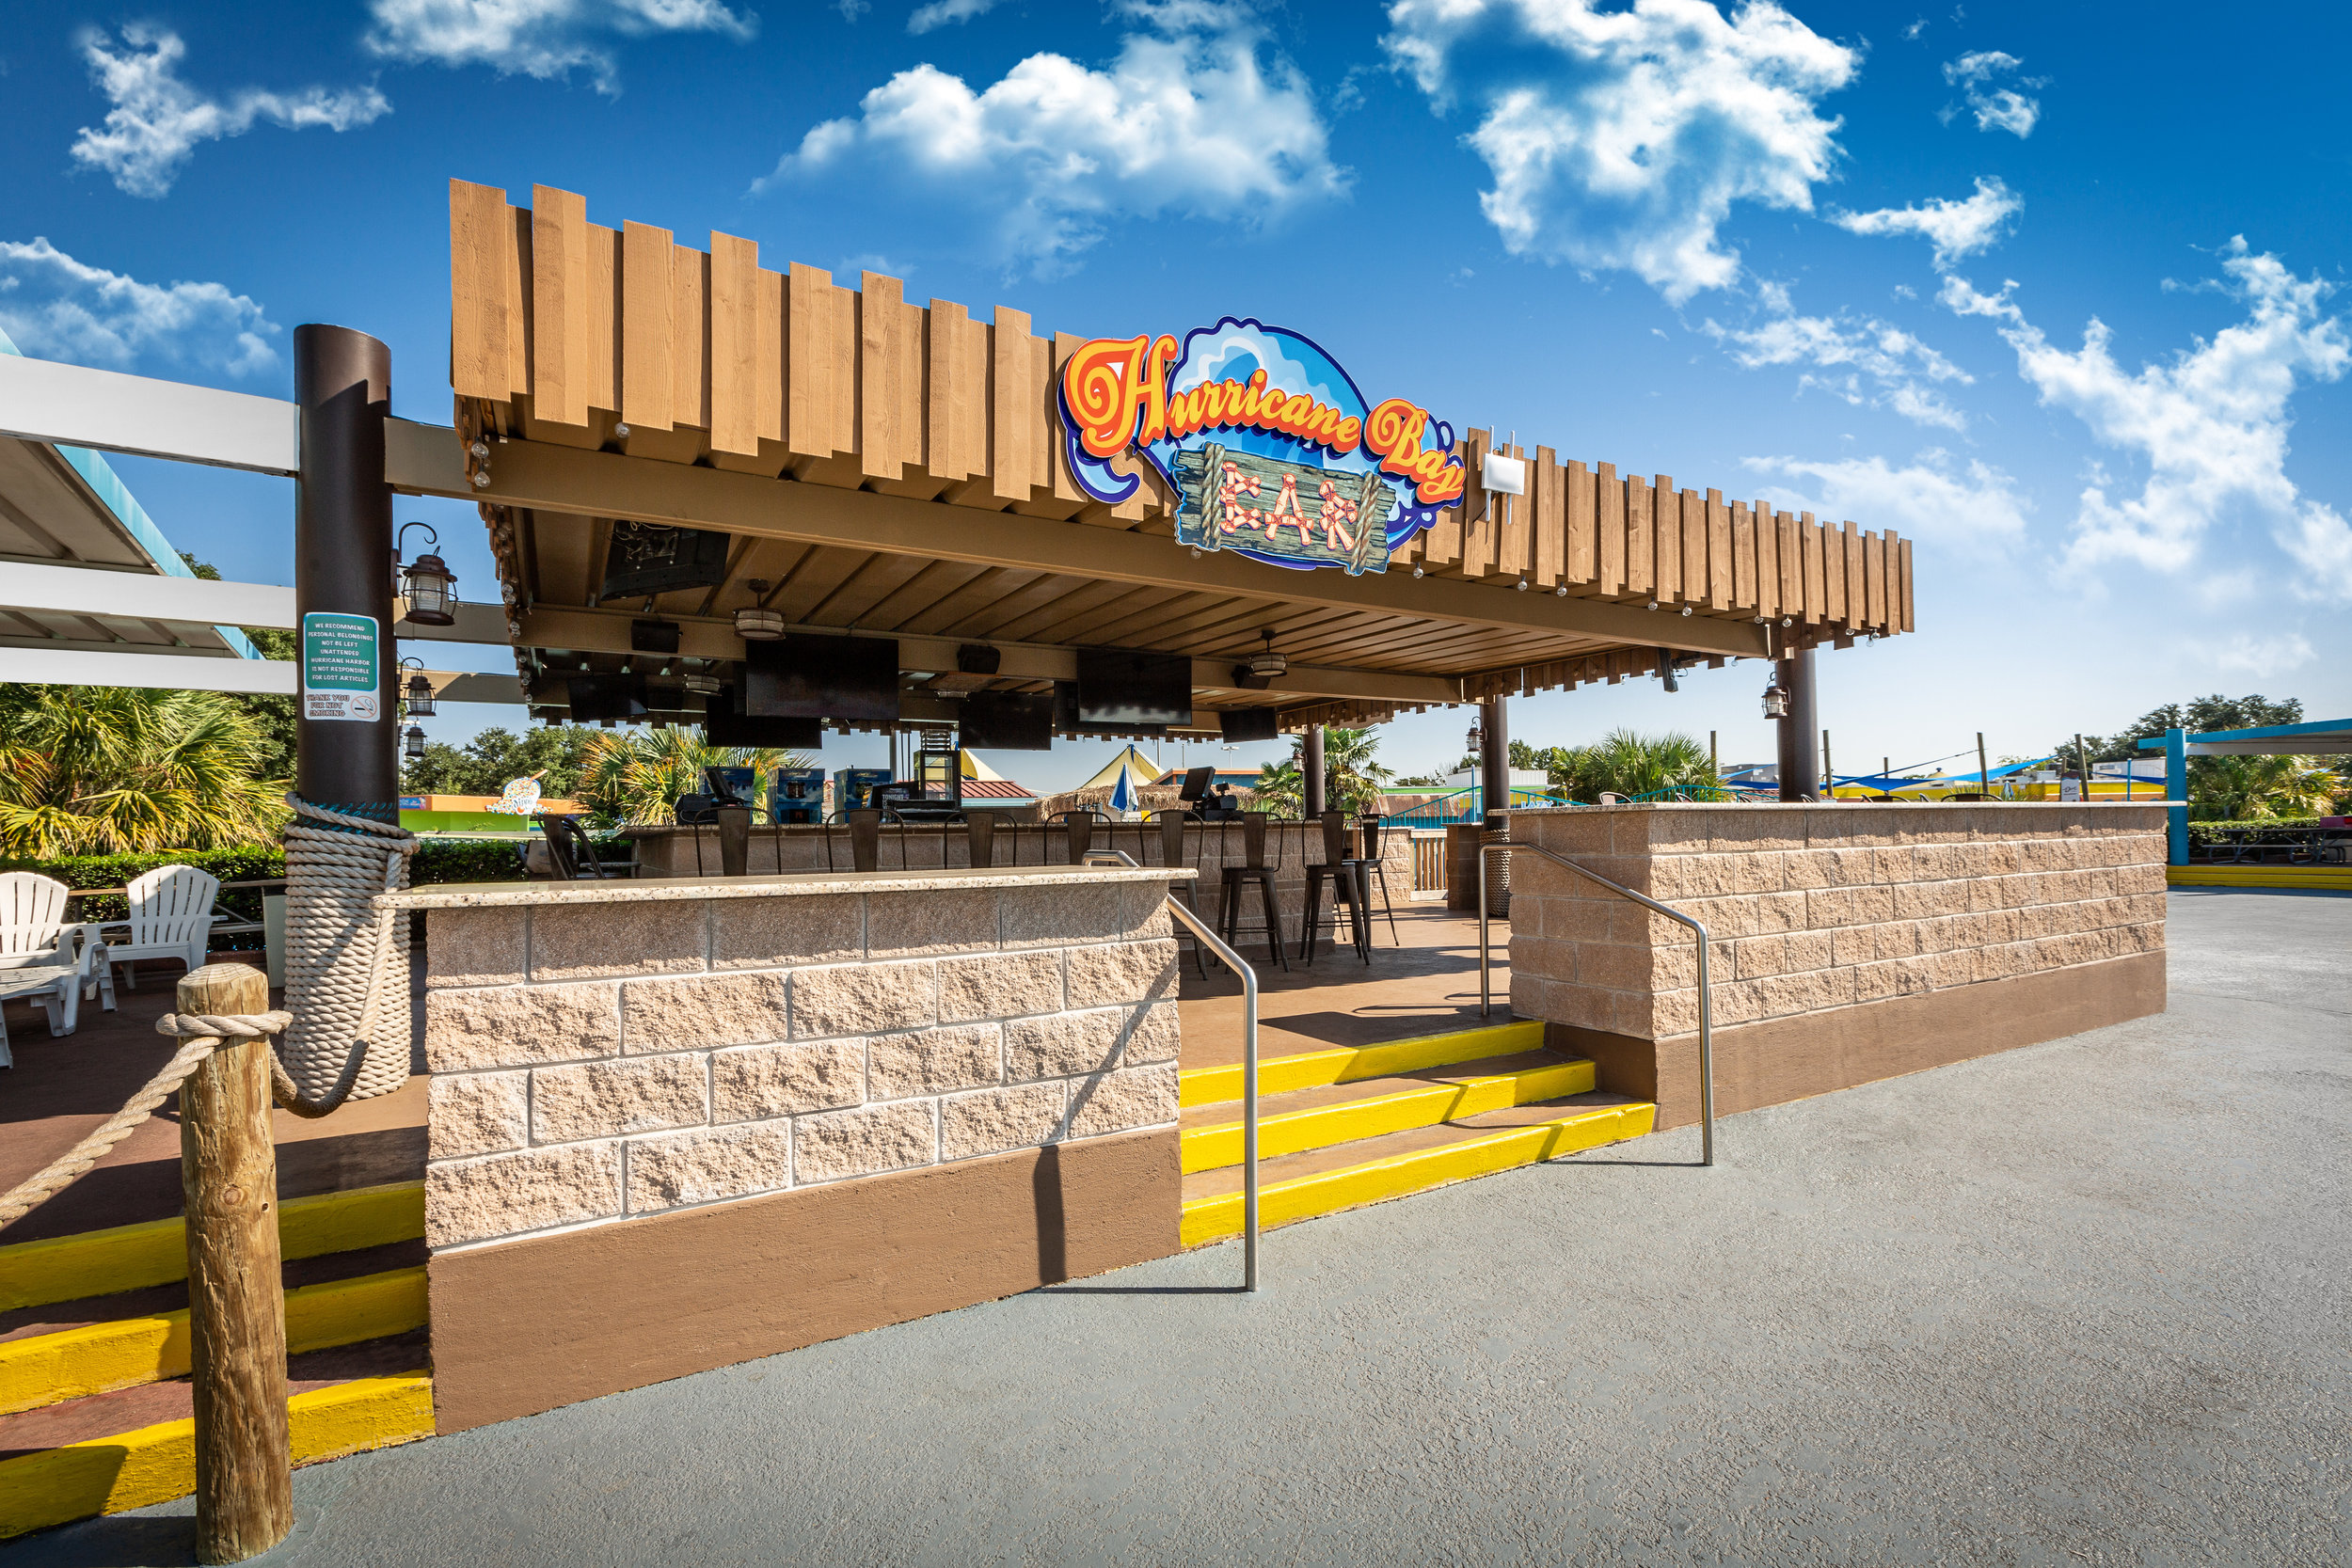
[301,610,381,723]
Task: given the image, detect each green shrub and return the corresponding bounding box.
[411,838,530,886]
[0,847,285,930]
[2185,817,2325,849]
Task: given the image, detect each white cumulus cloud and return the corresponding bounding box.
[0,237,279,376]
[908,0,997,32]
[71,25,390,199]
[1707,280,1974,429]
[767,1,1345,275]
[1381,0,1857,305]
[1744,449,2030,550]
[365,0,756,94]
[1832,175,2021,270]
[2201,632,2316,679]
[1941,240,2352,599]
[1942,50,2041,137]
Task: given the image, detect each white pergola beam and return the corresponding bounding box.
[8,648,296,694]
[0,356,299,475]
[0,561,295,627]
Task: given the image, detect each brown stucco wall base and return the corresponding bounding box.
[427,1125,1179,1433]
[1549,950,2167,1131]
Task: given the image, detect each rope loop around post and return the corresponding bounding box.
[278,794,418,1118]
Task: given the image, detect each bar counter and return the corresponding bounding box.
[381,862,1192,1432]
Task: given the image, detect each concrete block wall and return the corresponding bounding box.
[421,879,1182,1250]
[1508,804,2169,1041]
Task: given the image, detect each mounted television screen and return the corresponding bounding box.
[1075,647,1191,726]
[567,674,647,723]
[1052,682,1165,738]
[744,634,899,722]
[704,686,824,749]
[1218,707,1279,743]
[960,689,1054,751]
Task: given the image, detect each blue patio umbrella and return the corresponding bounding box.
[1108,757,1141,815]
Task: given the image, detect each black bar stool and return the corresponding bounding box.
[823,809,885,874]
[965,810,1000,868]
[1217,811,1290,971]
[1299,811,1371,965]
[1150,808,1209,978]
[1350,813,1404,947]
[1051,807,1107,864]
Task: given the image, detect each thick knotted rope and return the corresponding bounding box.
[279,795,418,1117]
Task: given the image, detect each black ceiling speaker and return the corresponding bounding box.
[956,643,1002,675]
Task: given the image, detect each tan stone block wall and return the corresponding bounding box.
[1509,804,2169,1044]
[422,879,1186,1248]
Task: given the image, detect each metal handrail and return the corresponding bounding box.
[1083,849,1260,1291]
[1477,840,1715,1168]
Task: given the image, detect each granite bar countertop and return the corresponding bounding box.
[382,862,1193,911]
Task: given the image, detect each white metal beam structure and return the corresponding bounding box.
[0,352,299,475]
[8,648,297,694]
[0,560,295,627]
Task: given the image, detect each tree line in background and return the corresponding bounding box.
[5,664,2344,863]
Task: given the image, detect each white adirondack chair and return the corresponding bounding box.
[100,864,221,990]
[0,872,110,1055]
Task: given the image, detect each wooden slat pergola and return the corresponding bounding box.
[403,179,1915,736]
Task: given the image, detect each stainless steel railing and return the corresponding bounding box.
[1477,840,1716,1168]
[1083,850,1260,1290]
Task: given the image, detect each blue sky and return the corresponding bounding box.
[5,0,2347,788]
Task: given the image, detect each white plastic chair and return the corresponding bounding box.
[100,863,220,990]
[0,872,110,1044]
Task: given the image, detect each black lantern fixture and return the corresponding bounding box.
[395,522,458,626]
[734,579,785,641]
[1762,677,1789,720]
[403,724,426,761]
[1465,718,1483,752]
[398,657,437,719]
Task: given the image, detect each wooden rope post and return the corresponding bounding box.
[178,962,294,1562]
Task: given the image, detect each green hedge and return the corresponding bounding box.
[2185,817,2327,848]
[412,839,529,886]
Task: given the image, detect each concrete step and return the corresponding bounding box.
[0,1334,433,1542]
[0,1266,427,1417]
[1178,1019,1547,1108]
[1180,1095,1656,1246]
[1179,1051,1597,1174]
[2169,865,2352,889]
[0,1180,424,1313]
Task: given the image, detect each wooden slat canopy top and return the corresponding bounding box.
[437,179,1915,730]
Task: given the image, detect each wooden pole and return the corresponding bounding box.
[1978,732,1991,800]
[2076,733,2092,800]
[179,962,293,1563]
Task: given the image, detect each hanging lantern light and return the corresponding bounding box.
[401,551,458,626]
[1761,679,1789,720]
[735,578,784,641]
[399,659,437,719]
[403,724,426,760]
[683,672,722,696]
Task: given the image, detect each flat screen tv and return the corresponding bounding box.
[1075,647,1191,727]
[1218,707,1279,743]
[744,634,899,723]
[1052,682,1164,738]
[960,689,1054,751]
[567,674,647,723]
[704,686,824,749]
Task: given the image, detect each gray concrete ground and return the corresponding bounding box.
[12,888,2348,1567]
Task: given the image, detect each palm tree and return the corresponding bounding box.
[1318,727,1394,815]
[1250,757,1302,817]
[1548,729,1724,802]
[0,685,288,856]
[575,728,815,824]
[2189,754,2344,820]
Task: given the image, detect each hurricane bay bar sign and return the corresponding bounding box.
[1059,319,1467,577]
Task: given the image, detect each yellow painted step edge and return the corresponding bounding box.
[1179,1020,1546,1109]
[0,1370,433,1542]
[0,1266,428,1417]
[1181,1101,1657,1247]
[1182,1060,1597,1174]
[2168,866,2352,885]
[0,1180,424,1313]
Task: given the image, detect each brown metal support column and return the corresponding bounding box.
[1480,696,1509,823]
[180,963,293,1563]
[294,325,398,817]
[1777,647,1820,800]
[1302,725,1326,817]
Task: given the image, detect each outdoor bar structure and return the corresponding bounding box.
[0,172,2176,1542]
